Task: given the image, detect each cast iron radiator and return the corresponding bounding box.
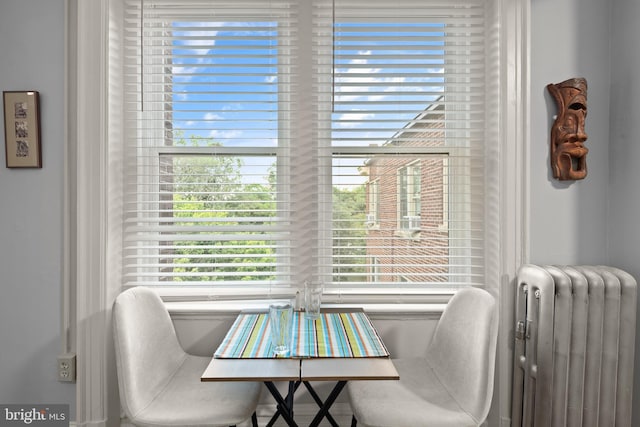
[511,265,637,427]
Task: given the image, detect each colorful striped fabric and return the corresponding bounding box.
[214,311,390,359]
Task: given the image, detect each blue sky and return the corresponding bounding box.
[167,19,445,187]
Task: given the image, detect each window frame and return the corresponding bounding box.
[122,0,494,295]
[74,0,526,303]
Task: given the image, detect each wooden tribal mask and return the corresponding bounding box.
[547,77,588,181]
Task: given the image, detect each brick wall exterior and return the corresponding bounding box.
[365,107,450,283]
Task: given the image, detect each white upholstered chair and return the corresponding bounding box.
[347,287,498,427]
[113,287,262,427]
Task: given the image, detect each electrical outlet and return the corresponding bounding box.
[57,353,76,382]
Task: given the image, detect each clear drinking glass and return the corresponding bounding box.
[304,281,323,320]
[269,303,293,356]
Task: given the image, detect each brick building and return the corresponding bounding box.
[364,103,450,284]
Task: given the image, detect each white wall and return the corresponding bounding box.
[0,0,75,411]
[609,0,640,422]
[529,0,611,265]
[531,0,640,424]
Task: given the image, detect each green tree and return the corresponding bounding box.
[163,134,277,283]
[332,185,367,283]
[164,133,369,284]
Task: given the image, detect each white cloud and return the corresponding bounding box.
[208,129,243,140]
[334,112,376,128]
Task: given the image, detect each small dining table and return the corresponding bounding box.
[201,308,399,427]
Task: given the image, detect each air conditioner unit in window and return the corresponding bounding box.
[365,213,376,228]
[404,215,421,231]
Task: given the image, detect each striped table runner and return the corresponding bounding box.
[214,311,389,359]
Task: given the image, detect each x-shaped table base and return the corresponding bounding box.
[263,380,348,427]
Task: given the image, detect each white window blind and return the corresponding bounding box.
[121,0,495,296]
[122,0,296,291]
[318,0,488,289]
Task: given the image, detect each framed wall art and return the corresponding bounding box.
[3,90,41,168]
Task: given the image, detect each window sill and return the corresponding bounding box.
[393,229,421,239]
[158,285,458,317]
[166,300,447,318]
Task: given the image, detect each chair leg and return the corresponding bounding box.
[351,415,357,426]
[251,412,259,427]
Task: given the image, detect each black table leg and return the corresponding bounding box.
[307,381,348,427]
[286,380,296,416]
[264,381,300,427]
[302,381,340,427]
[264,380,348,427]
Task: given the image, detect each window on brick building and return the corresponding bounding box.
[398,161,422,231]
[366,180,380,228]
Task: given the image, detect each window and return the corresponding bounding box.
[366,179,380,227]
[398,161,422,231]
[123,1,293,289]
[120,0,496,296]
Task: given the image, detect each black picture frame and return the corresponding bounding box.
[3,90,42,168]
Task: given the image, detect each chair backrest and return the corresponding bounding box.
[425,287,498,424]
[113,287,187,419]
